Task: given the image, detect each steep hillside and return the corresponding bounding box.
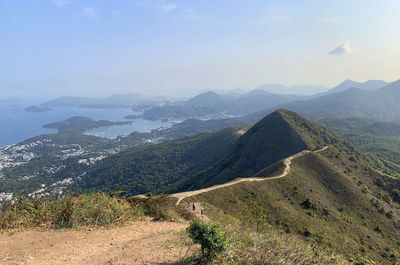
[186,147,400,264]
[174,109,339,191]
[73,126,248,195]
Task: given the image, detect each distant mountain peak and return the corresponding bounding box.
[256,83,328,95]
[179,109,338,190]
[341,79,358,84]
[327,79,388,94]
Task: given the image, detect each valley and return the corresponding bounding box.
[1,82,400,265]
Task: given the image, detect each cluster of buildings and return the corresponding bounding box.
[0,192,13,202]
[0,144,36,170]
[27,178,74,198]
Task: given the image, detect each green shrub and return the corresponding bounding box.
[0,192,143,229]
[55,193,142,228]
[187,219,227,259]
[361,184,369,193]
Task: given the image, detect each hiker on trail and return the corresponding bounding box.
[192,203,196,211]
[201,208,204,215]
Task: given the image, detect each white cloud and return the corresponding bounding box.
[52,0,69,8]
[329,42,354,55]
[132,0,177,13]
[82,6,98,18]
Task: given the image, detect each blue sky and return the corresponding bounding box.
[1,0,400,97]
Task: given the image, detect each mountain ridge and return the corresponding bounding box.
[172,109,339,191]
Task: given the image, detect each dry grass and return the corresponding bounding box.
[0,192,144,229]
[176,223,350,265]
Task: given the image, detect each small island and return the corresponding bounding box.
[24,105,52,113]
[43,116,132,134]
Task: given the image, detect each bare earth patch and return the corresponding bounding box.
[0,218,188,265]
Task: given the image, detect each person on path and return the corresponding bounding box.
[200,208,204,216]
[192,203,196,211]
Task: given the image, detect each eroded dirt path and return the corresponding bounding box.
[183,202,209,222]
[172,146,328,205]
[0,219,188,265]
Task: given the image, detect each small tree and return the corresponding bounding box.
[187,219,227,259]
[252,203,267,231]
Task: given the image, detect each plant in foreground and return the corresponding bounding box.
[186,219,227,259]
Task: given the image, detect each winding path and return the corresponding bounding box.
[172,146,329,205]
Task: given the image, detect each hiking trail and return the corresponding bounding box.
[172,146,329,205]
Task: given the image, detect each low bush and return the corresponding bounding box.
[0,192,143,229]
[186,219,227,259]
[179,223,350,264]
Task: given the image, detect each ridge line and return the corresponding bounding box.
[172,146,329,205]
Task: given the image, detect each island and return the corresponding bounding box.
[43,116,132,134]
[24,105,52,112]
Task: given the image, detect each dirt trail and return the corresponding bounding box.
[0,219,188,265]
[183,202,209,222]
[172,146,328,205]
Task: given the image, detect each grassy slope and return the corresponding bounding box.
[174,109,339,191]
[186,147,400,264]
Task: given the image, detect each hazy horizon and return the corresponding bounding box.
[2,0,400,98]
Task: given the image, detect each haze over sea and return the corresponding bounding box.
[0,102,169,147]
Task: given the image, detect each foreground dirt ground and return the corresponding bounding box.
[0,219,189,265]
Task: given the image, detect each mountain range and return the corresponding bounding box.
[41,93,170,108]
[140,90,305,120]
[263,79,400,121]
[131,78,394,121]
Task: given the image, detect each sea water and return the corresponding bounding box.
[0,103,171,146]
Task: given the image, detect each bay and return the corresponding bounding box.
[0,103,170,146]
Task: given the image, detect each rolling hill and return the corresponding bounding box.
[140,90,304,120]
[256,83,328,95]
[256,79,400,121]
[173,109,340,191]
[321,79,388,95]
[41,93,166,108]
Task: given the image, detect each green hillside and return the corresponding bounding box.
[43,116,131,134]
[186,147,400,264]
[174,109,339,191]
[319,118,400,176]
[73,126,248,194]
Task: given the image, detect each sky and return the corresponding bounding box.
[1,0,400,98]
